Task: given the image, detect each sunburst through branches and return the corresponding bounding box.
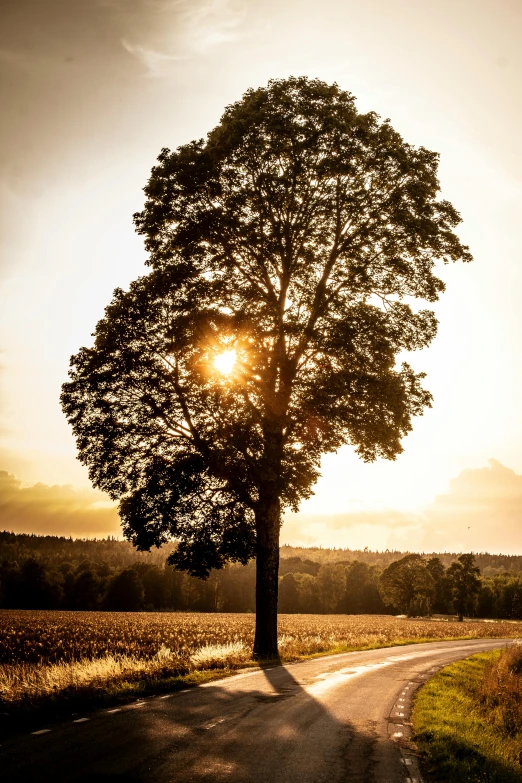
[213,349,237,375]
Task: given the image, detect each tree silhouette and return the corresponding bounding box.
[61,77,471,657]
[317,563,346,613]
[447,553,481,620]
[345,561,385,614]
[105,568,144,611]
[378,554,435,616]
[426,556,453,614]
[278,572,300,613]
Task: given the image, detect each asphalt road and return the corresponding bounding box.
[1,638,515,783]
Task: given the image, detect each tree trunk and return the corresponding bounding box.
[253,491,281,659]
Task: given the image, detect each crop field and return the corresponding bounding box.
[2,610,522,665]
[1,611,521,711]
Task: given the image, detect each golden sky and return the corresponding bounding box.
[0,0,521,553]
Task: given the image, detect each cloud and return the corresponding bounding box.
[420,459,522,554]
[3,459,521,552]
[119,0,247,76]
[121,38,184,77]
[182,0,247,52]
[0,470,121,538]
[281,509,418,550]
[283,460,522,555]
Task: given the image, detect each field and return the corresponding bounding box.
[1,610,522,715]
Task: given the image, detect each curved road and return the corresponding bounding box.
[1,638,515,783]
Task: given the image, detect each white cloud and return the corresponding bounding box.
[282,509,419,550]
[420,459,522,554]
[2,459,521,552]
[121,38,184,77]
[284,460,522,555]
[120,0,247,76]
[181,0,246,52]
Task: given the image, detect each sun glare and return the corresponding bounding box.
[214,349,237,375]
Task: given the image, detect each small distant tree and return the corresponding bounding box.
[142,566,169,609]
[477,581,498,619]
[317,563,346,613]
[447,553,481,621]
[344,561,370,613]
[425,556,445,583]
[219,562,256,612]
[278,572,300,613]
[17,559,63,609]
[296,573,321,613]
[502,578,522,620]
[345,561,386,614]
[61,77,471,657]
[105,568,144,611]
[426,556,453,614]
[379,554,435,616]
[72,568,101,610]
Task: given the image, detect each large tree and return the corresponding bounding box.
[61,77,471,657]
[378,554,435,616]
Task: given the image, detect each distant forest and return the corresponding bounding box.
[0,531,521,618]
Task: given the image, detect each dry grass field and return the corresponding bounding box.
[1,610,521,713]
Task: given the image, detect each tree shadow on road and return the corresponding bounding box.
[2,662,402,783]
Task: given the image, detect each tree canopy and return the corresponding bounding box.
[447,553,481,620]
[61,77,472,656]
[378,554,435,615]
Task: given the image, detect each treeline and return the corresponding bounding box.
[2,532,522,574]
[0,556,388,614]
[0,557,241,612]
[377,553,522,620]
[0,532,521,617]
[282,546,522,576]
[0,532,173,570]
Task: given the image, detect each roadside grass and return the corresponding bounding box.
[0,633,497,715]
[0,644,251,733]
[413,646,522,783]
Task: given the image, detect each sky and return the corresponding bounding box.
[0,0,521,554]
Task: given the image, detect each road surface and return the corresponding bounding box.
[1,638,515,783]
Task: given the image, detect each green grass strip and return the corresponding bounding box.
[413,651,522,782]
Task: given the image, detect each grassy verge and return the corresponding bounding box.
[413,646,522,783]
[0,633,494,714]
[0,642,254,732]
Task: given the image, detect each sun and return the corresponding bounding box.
[213,349,237,375]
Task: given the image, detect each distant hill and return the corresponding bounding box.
[1,531,521,575]
[280,545,522,576]
[0,531,174,568]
